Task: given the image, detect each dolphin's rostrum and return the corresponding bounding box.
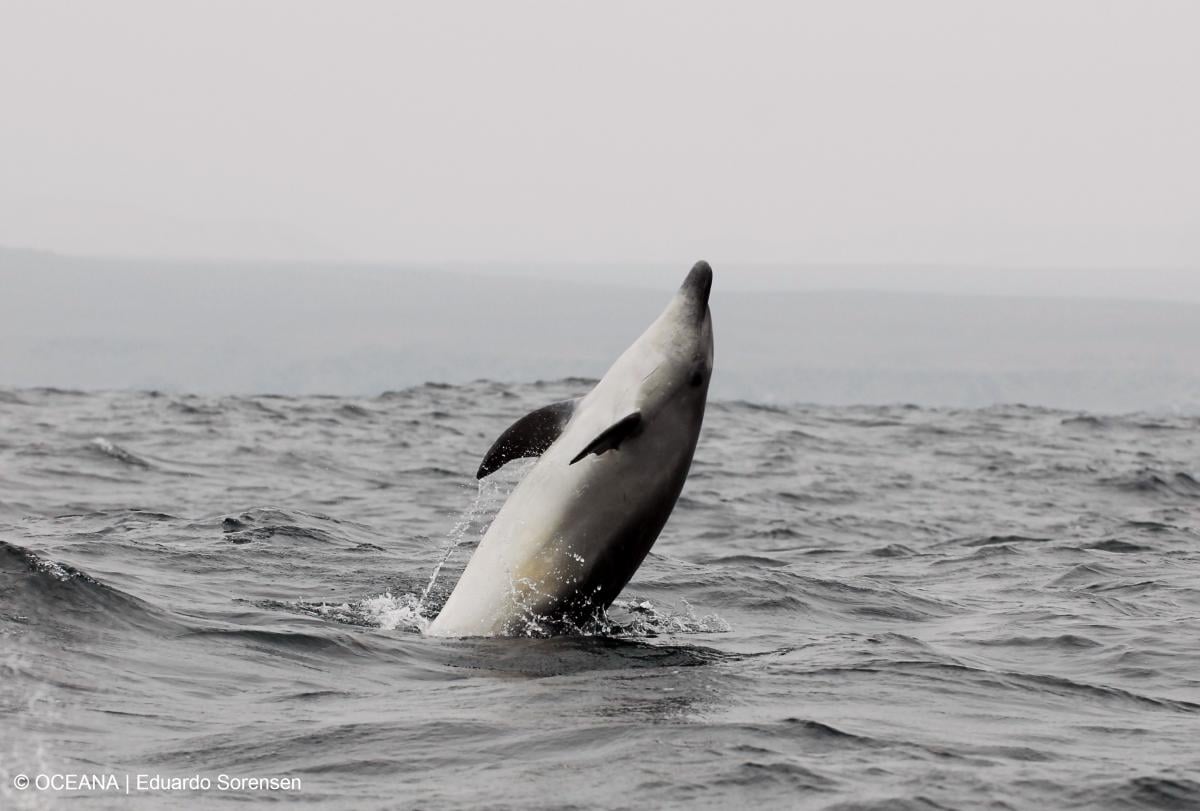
[427,261,715,637]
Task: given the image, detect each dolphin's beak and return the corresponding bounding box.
[680,260,713,310]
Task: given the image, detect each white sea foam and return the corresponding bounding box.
[607,597,731,637]
[308,592,431,633]
[89,436,150,467]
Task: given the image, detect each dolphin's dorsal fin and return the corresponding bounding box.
[569,412,644,465]
[476,398,581,479]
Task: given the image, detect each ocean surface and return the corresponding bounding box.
[2,382,1199,810]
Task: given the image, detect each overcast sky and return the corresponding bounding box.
[1,1,1197,271]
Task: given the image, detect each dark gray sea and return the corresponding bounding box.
[2,382,1198,810]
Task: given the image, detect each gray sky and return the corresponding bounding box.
[1,1,1197,270]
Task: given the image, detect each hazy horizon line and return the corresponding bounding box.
[0,379,1187,419]
[3,242,1197,274]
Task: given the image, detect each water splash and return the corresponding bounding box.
[357,592,427,631]
[256,593,430,633]
[417,461,529,615]
[601,597,732,637]
[494,582,731,639]
[318,593,429,632]
[417,488,480,610]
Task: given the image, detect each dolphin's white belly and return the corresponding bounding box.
[427,406,695,637]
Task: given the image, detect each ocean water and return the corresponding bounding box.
[2,382,1198,810]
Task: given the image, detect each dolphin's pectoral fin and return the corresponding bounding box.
[476,398,581,479]
[569,412,644,465]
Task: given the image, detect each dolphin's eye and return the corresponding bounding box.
[689,369,705,387]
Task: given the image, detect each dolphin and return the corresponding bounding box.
[427,261,715,637]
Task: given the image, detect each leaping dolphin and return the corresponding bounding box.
[427,261,715,637]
